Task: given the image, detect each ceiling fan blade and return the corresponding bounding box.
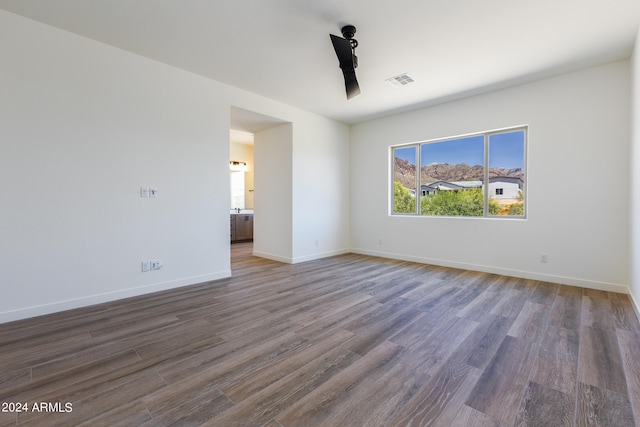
[330,34,354,69]
[343,69,361,99]
[330,34,360,99]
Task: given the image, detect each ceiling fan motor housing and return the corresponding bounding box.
[341,25,356,40]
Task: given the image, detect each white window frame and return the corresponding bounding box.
[390,126,527,218]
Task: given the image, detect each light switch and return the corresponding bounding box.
[149,187,158,198]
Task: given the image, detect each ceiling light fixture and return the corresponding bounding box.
[386,73,414,87]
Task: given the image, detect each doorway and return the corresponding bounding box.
[229,107,287,271]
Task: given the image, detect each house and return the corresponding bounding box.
[488,177,524,201]
[421,178,522,203]
[421,180,483,195]
[1,2,640,425]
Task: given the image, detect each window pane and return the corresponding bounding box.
[393,146,417,214]
[488,130,525,216]
[419,135,484,216]
[230,171,245,209]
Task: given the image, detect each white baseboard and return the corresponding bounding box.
[252,251,293,264]
[351,248,630,294]
[252,248,351,265]
[628,290,640,320]
[0,271,231,325]
[291,248,351,264]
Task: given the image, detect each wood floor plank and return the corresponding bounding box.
[617,329,640,425]
[343,305,425,356]
[529,325,579,395]
[455,314,514,370]
[449,405,508,427]
[389,359,482,427]
[221,329,355,402]
[18,369,166,426]
[392,310,478,375]
[577,325,627,395]
[575,382,635,426]
[514,381,574,426]
[289,290,373,326]
[0,332,95,373]
[399,268,448,300]
[293,298,383,340]
[140,386,233,426]
[490,287,530,318]
[582,289,615,330]
[30,318,212,380]
[0,349,143,403]
[465,336,538,424]
[273,340,405,426]
[457,290,503,321]
[447,277,496,310]
[529,281,560,306]
[318,362,429,427]
[77,401,153,427]
[0,412,16,427]
[609,292,640,335]
[507,301,550,343]
[548,285,583,330]
[157,330,307,388]
[202,347,363,426]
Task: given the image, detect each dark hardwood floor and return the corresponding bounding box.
[1,242,639,426]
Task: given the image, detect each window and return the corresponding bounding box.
[230,170,245,209]
[391,127,526,218]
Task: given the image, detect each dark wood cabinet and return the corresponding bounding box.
[230,214,253,242]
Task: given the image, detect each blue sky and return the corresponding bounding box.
[488,131,525,169]
[394,130,524,170]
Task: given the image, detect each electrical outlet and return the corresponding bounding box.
[539,253,548,263]
[141,261,150,272]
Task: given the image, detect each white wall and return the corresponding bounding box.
[351,61,631,292]
[0,10,231,323]
[253,124,293,262]
[631,28,640,310]
[249,117,351,264]
[0,10,351,323]
[292,117,351,262]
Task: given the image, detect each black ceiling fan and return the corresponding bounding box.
[330,25,360,99]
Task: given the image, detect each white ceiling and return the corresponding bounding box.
[1,0,639,124]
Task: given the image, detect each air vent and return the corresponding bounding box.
[386,73,414,87]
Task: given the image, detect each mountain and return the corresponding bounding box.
[394,157,524,188]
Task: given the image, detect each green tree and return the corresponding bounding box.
[488,197,501,215]
[507,202,524,216]
[393,181,415,213]
[421,188,493,216]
